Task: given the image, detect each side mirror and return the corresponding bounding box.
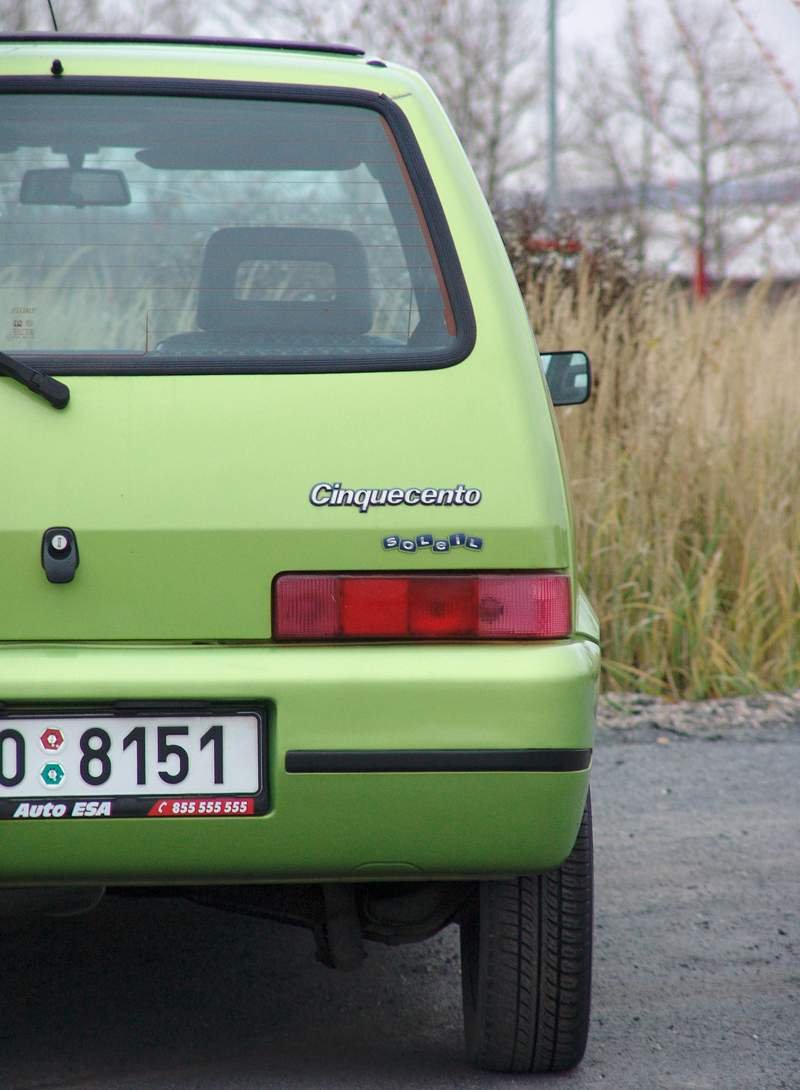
[540,350,591,406]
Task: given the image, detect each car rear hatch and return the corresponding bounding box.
[0,74,572,642]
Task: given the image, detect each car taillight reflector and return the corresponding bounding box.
[273,573,571,641]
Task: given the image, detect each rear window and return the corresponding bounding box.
[0,87,472,372]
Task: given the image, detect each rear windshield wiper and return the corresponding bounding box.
[0,350,70,409]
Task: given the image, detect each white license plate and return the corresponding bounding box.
[0,709,266,819]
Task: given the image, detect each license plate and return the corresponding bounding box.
[0,708,267,819]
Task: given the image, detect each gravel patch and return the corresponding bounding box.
[597,688,800,742]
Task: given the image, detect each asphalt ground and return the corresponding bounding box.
[1,725,798,1090]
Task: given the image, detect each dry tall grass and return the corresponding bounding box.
[531,268,800,698]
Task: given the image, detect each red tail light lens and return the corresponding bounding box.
[274,573,571,641]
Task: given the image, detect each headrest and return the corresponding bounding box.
[197,226,372,335]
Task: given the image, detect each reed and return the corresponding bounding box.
[531,269,800,698]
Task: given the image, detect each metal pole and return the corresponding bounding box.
[547,0,559,221]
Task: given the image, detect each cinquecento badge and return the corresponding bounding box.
[309,482,482,514]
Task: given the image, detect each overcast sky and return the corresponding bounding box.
[560,0,800,80]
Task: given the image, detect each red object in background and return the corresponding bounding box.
[525,237,582,254]
[693,246,709,298]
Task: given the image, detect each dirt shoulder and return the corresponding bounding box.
[597,688,800,742]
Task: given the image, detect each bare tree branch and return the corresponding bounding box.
[567,0,799,275]
[256,0,547,205]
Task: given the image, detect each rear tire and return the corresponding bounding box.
[460,794,593,1073]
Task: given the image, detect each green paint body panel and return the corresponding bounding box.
[0,641,596,882]
[0,38,598,887]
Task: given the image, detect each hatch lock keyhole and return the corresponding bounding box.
[41,527,80,584]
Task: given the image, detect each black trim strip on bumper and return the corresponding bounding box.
[285,749,592,774]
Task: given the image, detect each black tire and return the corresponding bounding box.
[460,794,593,1073]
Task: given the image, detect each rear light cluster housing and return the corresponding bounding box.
[273,572,571,641]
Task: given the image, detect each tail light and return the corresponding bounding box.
[273,572,571,641]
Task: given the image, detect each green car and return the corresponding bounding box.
[0,34,599,1075]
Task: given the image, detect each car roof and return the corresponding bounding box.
[0,33,419,96]
[0,33,366,57]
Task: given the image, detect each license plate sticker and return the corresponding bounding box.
[0,710,266,819]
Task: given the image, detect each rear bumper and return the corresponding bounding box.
[0,639,599,884]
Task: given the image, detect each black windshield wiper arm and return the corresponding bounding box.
[0,350,70,409]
